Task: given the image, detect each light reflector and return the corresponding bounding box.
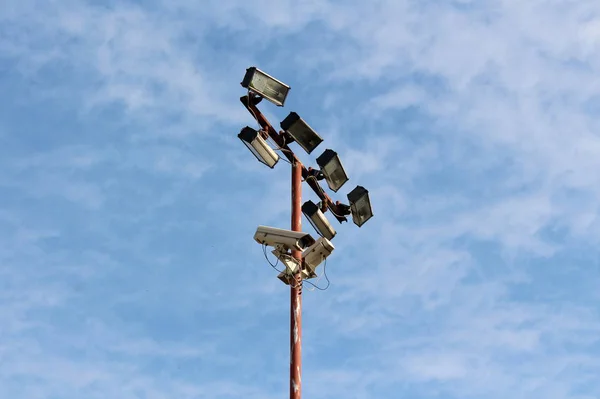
[238,126,279,168]
[241,67,290,107]
[347,185,373,227]
[280,112,323,154]
[316,149,349,192]
[302,200,336,240]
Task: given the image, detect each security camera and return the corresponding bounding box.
[278,271,292,285]
[275,237,335,285]
[272,249,301,274]
[302,237,335,277]
[277,268,314,285]
[254,226,316,252]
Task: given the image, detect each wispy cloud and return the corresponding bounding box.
[1,0,600,398]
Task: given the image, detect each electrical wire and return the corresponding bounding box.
[262,243,330,291]
[305,175,349,220]
[303,258,330,291]
[262,243,283,272]
[262,244,302,288]
[246,89,294,165]
[268,132,295,156]
[271,139,292,165]
[276,153,292,165]
[266,133,294,165]
[279,253,302,270]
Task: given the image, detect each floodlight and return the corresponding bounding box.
[316,149,349,192]
[347,186,373,227]
[241,67,290,107]
[280,112,323,154]
[238,127,279,168]
[302,200,336,240]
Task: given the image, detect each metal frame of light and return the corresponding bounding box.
[302,200,336,240]
[347,185,373,227]
[316,149,349,193]
[241,67,290,107]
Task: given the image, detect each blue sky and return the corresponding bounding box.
[2,0,600,398]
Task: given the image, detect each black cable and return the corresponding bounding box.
[270,135,292,164]
[262,244,302,288]
[305,175,349,220]
[269,130,295,159]
[303,258,330,291]
[261,244,331,291]
[263,244,283,272]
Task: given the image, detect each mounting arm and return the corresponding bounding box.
[240,95,350,223]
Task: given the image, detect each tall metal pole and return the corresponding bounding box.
[290,158,303,399]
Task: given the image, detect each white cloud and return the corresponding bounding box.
[2,0,600,398]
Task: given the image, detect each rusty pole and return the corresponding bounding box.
[290,157,303,399]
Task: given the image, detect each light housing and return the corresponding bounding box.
[238,127,279,168]
[316,149,349,192]
[241,67,290,107]
[302,200,336,240]
[347,185,373,227]
[280,112,323,154]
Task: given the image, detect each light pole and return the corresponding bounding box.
[237,67,374,399]
[290,158,302,398]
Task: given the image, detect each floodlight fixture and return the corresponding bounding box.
[347,185,373,227]
[280,112,323,154]
[238,126,279,168]
[241,67,290,107]
[316,149,349,192]
[302,200,336,240]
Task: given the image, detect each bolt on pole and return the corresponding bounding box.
[290,159,303,399]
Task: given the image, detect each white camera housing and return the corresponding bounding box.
[277,268,313,285]
[254,226,316,252]
[276,237,335,285]
[302,237,335,277]
[272,249,301,274]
